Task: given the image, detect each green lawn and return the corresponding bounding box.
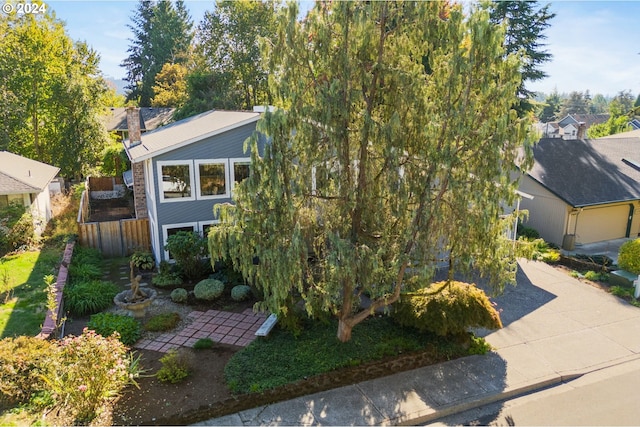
[0,247,62,338]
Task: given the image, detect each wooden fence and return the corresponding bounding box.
[88,176,124,192]
[78,218,150,257]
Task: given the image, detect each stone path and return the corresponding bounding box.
[134,308,268,353]
[106,260,270,353]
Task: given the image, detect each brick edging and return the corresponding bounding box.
[37,241,75,339]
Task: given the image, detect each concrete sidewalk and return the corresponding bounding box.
[196,260,640,426]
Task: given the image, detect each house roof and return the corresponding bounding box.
[0,151,60,195]
[557,114,609,128]
[124,109,261,162]
[527,137,640,207]
[105,107,175,132]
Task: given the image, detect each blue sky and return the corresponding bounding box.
[44,0,640,98]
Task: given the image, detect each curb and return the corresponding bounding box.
[394,374,565,426]
[400,353,640,426]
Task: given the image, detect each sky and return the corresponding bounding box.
[42,0,640,98]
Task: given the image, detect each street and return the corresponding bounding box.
[427,357,640,426]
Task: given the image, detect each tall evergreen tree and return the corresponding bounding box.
[559,91,591,117]
[122,0,193,106]
[490,1,555,115]
[0,10,110,178]
[209,1,535,342]
[538,90,561,122]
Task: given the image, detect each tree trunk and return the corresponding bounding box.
[337,318,353,342]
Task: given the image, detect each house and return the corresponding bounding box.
[535,121,561,139]
[518,132,640,249]
[106,107,175,141]
[122,107,263,264]
[0,151,60,235]
[538,114,609,140]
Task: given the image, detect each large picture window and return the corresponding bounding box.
[195,160,229,199]
[158,161,194,202]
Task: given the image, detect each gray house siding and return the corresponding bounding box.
[149,122,262,262]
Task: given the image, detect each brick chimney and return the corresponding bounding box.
[577,122,587,139]
[126,107,148,219]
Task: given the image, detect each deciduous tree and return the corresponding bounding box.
[152,62,188,107]
[209,1,535,342]
[176,0,278,116]
[0,11,111,178]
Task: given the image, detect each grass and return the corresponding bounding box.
[224,315,472,394]
[0,189,82,338]
[0,247,62,338]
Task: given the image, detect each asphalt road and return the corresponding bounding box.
[427,357,640,426]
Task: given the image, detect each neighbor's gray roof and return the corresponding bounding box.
[0,151,60,195]
[124,110,261,162]
[527,137,640,207]
[105,107,175,132]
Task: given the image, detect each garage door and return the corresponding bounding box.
[576,205,630,244]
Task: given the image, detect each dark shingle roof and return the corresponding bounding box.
[105,107,175,132]
[527,137,640,207]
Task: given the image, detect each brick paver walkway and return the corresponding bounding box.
[134,308,268,353]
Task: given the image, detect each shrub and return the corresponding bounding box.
[170,287,188,303]
[0,202,35,254]
[516,222,540,240]
[87,312,141,346]
[540,249,560,263]
[164,231,208,281]
[152,272,182,287]
[152,261,182,288]
[468,335,493,355]
[193,338,215,350]
[131,251,154,270]
[41,328,141,424]
[584,270,608,282]
[69,263,102,280]
[70,246,102,267]
[156,349,191,384]
[0,336,52,406]
[194,278,224,301]
[144,312,181,332]
[392,280,502,336]
[64,280,119,317]
[618,239,640,274]
[231,285,252,301]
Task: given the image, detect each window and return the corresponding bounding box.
[230,158,251,194]
[0,195,8,209]
[157,161,194,202]
[199,220,219,238]
[162,223,197,261]
[195,160,229,199]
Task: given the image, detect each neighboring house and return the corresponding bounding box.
[538,114,609,140]
[106,107,175,141]
[629,118,640,130]
[122,108,263,264]
[534,121,561,138]
[518,132,640,249]
[0,151,60,235]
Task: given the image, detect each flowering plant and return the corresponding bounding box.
[41,328,141,424]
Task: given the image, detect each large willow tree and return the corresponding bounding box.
[209,1,535,342]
